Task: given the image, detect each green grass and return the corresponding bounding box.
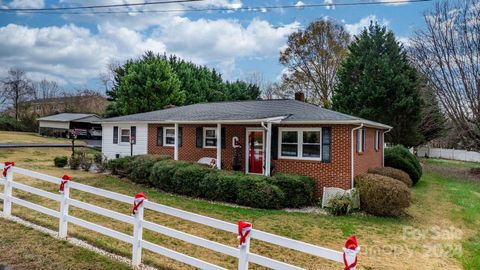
[0,132,478,269]
[414,170,480,270]
[423,158,480,169]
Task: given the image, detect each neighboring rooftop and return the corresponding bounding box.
[38,113,101,122]
[99,99,391,129]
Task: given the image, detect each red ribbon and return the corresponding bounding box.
[132,192,147,215]
[343,235,359,270]
[59,175,72,193]
[238,221,252,246]
[2,161,14,177]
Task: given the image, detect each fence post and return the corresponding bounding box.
[58,181,70,238]
[238,224,251,270]
[3,164,14,217]
[132,200,144,266]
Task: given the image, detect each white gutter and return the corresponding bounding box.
[351,123,364,189]
[382,128,392,167]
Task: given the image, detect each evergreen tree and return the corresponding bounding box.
[111,52,185,115]
[332,23,422,146]
[106,52,260,116]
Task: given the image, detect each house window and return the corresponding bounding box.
[374,130,380,151]
[203,127,217,148]
[302,131,321,158]
[120,129,130,143]
[164,127,175,146]
[279,128,322,160]
[357,129,366,153]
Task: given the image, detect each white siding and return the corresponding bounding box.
[101,123,148,160]
[39,120,69,129]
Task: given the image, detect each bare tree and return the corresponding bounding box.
[279,19,350,107]
[32,79,62,115]
[410,0,480,150]
[1,68,34,120]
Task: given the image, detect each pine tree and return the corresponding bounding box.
[332,23,422,146]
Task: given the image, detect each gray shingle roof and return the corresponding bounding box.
[38,113,100,122]
[99,99,391,129]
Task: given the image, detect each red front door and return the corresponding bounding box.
[247,130,264,174]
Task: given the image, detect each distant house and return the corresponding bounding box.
[38,113,102,138]
[16,94,108,117]
[99,95,391,194]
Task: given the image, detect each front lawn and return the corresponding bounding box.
[0,131,85,145]
[0,135,478,269]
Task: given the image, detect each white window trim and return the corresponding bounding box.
[163,127,175,147]
[203,127,217,148]
[278,128,322,161]
[120,128,130,144]
[357,129,365,153]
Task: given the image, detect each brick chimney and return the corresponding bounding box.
[294,92,305,102]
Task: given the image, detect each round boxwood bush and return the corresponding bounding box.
[172,165,212,197]
[268,173,315,208]
[237,176,285,209]
[384,145,422,185]
[368,167,412,187]
[199,172,239,203]
[53,156,68,168]
[129,155,171,184]
[149,159,190,192]
[106,156,134,176]
[355,173,411,217]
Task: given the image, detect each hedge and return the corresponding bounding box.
[355,173,411,217]
[54,156,68,168]
[107,155,315,209]
[384,145,422,185]
[368,167,412,187]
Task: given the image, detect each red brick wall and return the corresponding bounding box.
[354,127,383,177]
[147,123,384,197]
[148,124,257,170]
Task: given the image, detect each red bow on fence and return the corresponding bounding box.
[343,235,360,270]
[59,175,72,193]
[237,221,252,247]
[132,192,147,215]
[2,161,14,177]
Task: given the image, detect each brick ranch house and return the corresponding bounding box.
[98,96,391,195]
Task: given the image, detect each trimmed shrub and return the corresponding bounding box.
[355,173,411,217]
[106,156,134,176]
[385,145,422,185]
[149,160,190,191]
[368,167,412,187]
[237,176,285,209]
[198,172,240,203]
[93,153,107,173]
[128,155,171,185]
[172,165,212,197]
[268,173,315,208]
[53,156,68,168]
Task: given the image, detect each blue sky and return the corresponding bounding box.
[0,0,437,93]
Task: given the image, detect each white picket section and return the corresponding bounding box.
[0,163,349,270]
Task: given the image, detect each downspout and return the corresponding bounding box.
[382,128,392,167]
[351,123,364,189]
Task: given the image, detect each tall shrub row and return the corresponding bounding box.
[107,155,316,209]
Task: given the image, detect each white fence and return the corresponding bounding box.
[0,163,357,270]
[417,147,480,163]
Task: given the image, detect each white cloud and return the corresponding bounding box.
[378,0,409,5]
[345,15,390,35]
[324,0,335,10]
[294,1,304,7]
[8,0,44,9]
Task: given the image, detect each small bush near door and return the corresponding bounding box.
[355,173,411,217]
[54,156,68,168]
[107,155,316,209]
